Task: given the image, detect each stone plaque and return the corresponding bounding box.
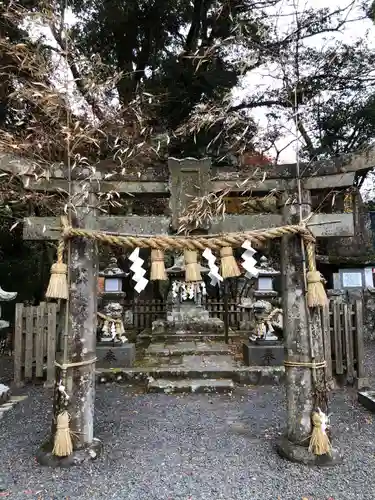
[168,157,211,230]
[96,344,136,368]
[242,342,284,367]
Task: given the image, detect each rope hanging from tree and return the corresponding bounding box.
[45,215,328,308]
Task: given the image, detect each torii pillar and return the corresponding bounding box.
[37,188,102,466]
[277,190,341,465]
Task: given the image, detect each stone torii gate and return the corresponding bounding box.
[3,149,372,465]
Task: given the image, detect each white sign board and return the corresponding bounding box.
[341,271,363,288]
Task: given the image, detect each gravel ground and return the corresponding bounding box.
[1,342,375,500]
[0,383,374,500]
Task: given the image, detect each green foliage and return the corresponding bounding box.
[0,217,52,317]
[69,0,269,157]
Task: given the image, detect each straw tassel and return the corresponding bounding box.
[52,411,73,457]
[184,250,202,282]
[308,409,331,456]
[305,241,328,308]
[46,239,69,300]
[150,249,167,280]
[220,246,241,279]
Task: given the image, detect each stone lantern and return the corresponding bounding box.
[0,286,17,422]
[99,257,126,301]
[96,257,135,368]
[240,256,284,366]
[253,256,279,299]
[0,285,17,353]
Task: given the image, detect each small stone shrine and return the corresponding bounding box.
[151,253,225,340]
[143,253,238,393]
[96,257,135,368]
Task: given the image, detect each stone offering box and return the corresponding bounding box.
[242,341,284,367]
[96,343,136,369]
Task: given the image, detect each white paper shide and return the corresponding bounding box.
[202,248,223,287]
[129,248,148,293]
[241,240,259,279]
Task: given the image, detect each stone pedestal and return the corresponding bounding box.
[152,300,225,341]
[96,343,136,368]
[36,439,103,468]
[242,342,284,366]
[0,384,10,405]
[358,390,375,412]
[277,437,342,466]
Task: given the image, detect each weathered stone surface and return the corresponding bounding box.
[180,354,236,370]
[209,213,354,237]
[324,191,373,261]
[36,438,103,468]
[63,189,98,450]
[168,157,211,230]
[96,343,136,368]
[358,391,375,412]
[242,342,284,367]
[0,475,7,492]
[139,332,241,343]
[281,192,314,445]
[281,189,331,463]
[0,384,10,405]
[142,351,239,370]
[23,215,171,240]
[145,341,231,357]
[152,317,225,335]
[96,365,285,386]
[169,342,231,356]
[277,437,342,467]
[147,378,235,394]
[146,343,172,356]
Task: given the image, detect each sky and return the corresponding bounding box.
[232,0,375,163]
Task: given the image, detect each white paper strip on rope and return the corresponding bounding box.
[241,240,259,279]
[129,248,148,293]
[202,248,223,287]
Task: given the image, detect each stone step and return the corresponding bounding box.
[96,365,285,386]
[147,378,235,394]
[139,333,243,343]
[142,354,239,371]
[145,341,232,357]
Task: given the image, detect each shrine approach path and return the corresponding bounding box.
[0,380,374,499]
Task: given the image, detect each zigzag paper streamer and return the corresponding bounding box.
[241,240,259,279]
[129,248,148,293]
[202,248,223,287]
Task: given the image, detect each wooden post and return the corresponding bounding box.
[354,299,369,390]
[37,189,102,466]
[277,191,341,465]
[223,280,229,344]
